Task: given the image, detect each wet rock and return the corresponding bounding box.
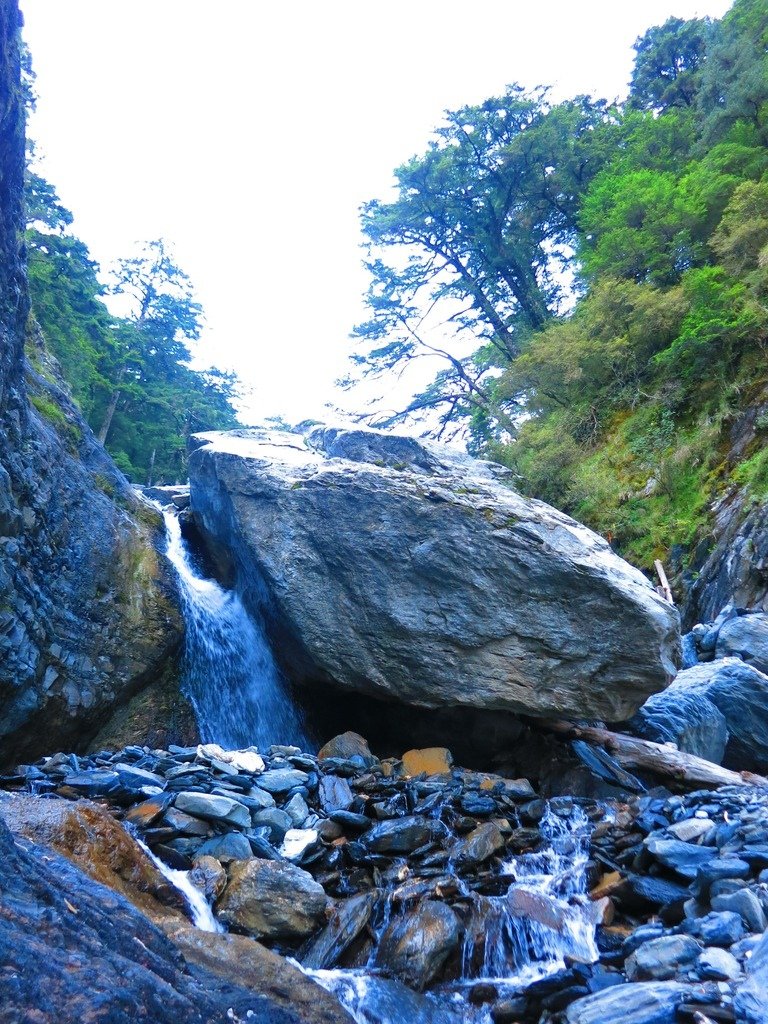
[254,807,294,842]
[697,946,741,980]
[284,792,310,826]
[196,832,253,862]
[318,732,377,766]
[319,775,354,812]
[166,924,355,1024]
[174,791,250,828]
[216,858,329,940]
[259,768,311,794]
[0,813,301,1024]
[716,613,768,674]
[364,816,437,854]
[302,891,378,969]
[647,659,768,771]
[625,934,701,981]
[683,911,744,947]
[451,822,504,864]
[330,810,371,833]
[280,828,320,861]
[735,927,768,1023]
[644,837,714,879]
[124,793,174,828]
[628,691,728,764]
[189,426,679,723]
[566,981,695,1023]
[401,748,453,777]
[162,806,212,837]
[189,855,228,900]
[614,873,690,911]
[375,900,461,989]
[711,888,767,932]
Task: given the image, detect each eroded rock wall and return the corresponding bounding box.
[0,1,182,764]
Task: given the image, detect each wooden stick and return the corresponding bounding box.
[538,719,768,791]
[654,559,674,605]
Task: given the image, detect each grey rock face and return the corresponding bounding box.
[642,659,768,772]
[716,613,768,674]
[188,426,680,722]
[0,23,181,765]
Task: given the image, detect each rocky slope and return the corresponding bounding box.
[188,425,680,724]
[0,3,181,765]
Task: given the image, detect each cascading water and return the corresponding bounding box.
[161,507,307,751]
[460,805,599,984]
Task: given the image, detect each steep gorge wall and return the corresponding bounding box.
[0,1,182,764]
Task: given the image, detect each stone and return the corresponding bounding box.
[451,822,505,864]
[189,855,228,900]
[166,925,355,1024]
[641,658,768,771]
[0,813,301,1024]
[162,806,212,837]
[253,807,293,842]
[401,747,453,777]
[188,426,679,723]
[716,612,768,674]
[111,762,166,790]
[318,732,377,765]
[711,889,767,932]
[614,874,690,911]
[280,828,320,861]
[216,858,329,940]
[258,768,310,794]
[198,744,266,774]
[624,935,701,981]
[375,900,461,989]
[644,837,715,879]
[735,927,768,1023]
[196,832,253,862]
[566,981,694,1024]
[284,792,310,826]
[174,791,251,828]
[318,775,354,812]
[683,911,744,947]
[363,816,436,854]
[628,691,728,764]
[330,810,371,832]
[697,946,741,980]
[124,793,174,827]
[667,818,713,842]
[302,892,378,970]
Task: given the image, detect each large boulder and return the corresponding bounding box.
[716,612,768,674]
[633,658,768,771]
[215,858,329,940]
[188,426,680,723]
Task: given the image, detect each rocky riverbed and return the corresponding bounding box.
[4,731,768,1023]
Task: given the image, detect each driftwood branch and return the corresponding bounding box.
[539,719,768,791]
[654,559,674,604]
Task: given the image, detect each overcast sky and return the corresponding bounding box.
[22,0,731,425]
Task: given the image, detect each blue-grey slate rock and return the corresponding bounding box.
[636,658,768,771]
[716,612,768,674]
[188,425,680,723]
[628,689,728,764]
[566,981,693,1023]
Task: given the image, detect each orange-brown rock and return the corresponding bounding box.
[401,747,453,777]
[0,793,187,924]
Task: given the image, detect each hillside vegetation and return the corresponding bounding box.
[351,0,768,577]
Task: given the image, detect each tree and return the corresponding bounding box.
[97,239,203,444]
[349,88,613,439]
[629,17,710,113]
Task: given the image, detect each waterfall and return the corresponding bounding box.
[460,805,600,984]
[161,507,307,751]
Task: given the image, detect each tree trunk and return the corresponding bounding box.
[97,388,120,446]
[538,719,768,791]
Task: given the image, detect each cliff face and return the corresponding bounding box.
[0,1,182,764]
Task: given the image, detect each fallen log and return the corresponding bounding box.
[538,719,768,791]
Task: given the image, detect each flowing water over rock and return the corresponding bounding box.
[130,828,223,933]
[161,508,307,750]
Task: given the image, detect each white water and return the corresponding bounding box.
[130,828,223,933]
[161,508,307,750]
[460,806,599,983]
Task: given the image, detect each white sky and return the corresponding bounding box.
[22,0,731,425]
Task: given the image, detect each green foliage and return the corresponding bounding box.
[24,169,239,482]
[630,16,710,113]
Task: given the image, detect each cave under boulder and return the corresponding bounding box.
[188,426,680,724]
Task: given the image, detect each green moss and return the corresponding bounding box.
[733,446,768,498]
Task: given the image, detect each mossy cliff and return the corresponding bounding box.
[0,1,182,764]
